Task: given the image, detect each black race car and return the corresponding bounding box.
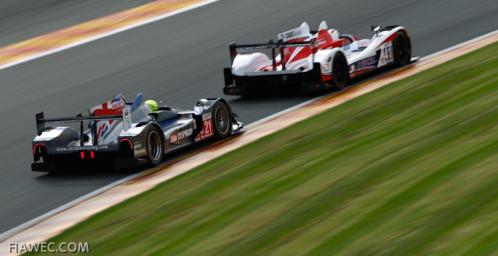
[31,93,242,172]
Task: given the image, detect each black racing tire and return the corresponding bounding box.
[392,31,412,66]
[145,126,163,166]
[212,101,232,139]
[330,52,349,89]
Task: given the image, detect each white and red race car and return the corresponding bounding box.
[223,21,413,96]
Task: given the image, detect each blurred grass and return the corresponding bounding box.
[33,42,498,256]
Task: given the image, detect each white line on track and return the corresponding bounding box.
[0,26,496,244]
[0,0,219,71]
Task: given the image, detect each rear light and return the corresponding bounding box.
[33,143,44,155]
[80,151,85,160]
[33,143,46,161]
[90,151,95,159]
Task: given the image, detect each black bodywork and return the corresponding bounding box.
[224,63,323,95]
[31,97,242,173]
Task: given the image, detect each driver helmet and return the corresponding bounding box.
[145,99,158,112]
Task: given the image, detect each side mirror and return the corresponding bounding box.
[371,25,381,34]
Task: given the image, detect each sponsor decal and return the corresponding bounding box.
[170,134,178,143]
[133,142,145,155]
[279,28,304,41]
[317,38,327,47]
[378,42,393,67]
[353,56,378,71]
[170,128,193,143]
[195,117,214,142]
[284,30,301,39]
[134,148,146,155]
[56,145,109,152]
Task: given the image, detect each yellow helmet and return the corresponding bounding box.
[145,99,158,112]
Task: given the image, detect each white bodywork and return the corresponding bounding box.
[231,21,406,77]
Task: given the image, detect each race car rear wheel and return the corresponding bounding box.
[393,31,411,66]
[212,101,232,139]
[145,126,163,166]
[331,53,349,89]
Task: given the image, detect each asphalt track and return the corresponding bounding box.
[0,0,497,234]
[0,0,155,47]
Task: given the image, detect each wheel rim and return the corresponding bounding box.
[215,106,230,135]
[147,130,162,161]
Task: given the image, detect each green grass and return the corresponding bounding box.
[35,42,498,256]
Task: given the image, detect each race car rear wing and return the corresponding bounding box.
[35,107,132,144]
[228,39,316,71]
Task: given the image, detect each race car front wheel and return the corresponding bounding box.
[393,31,411,66]
[331,53,349,89]
[145,126,163,166]
[213,101,232,139]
